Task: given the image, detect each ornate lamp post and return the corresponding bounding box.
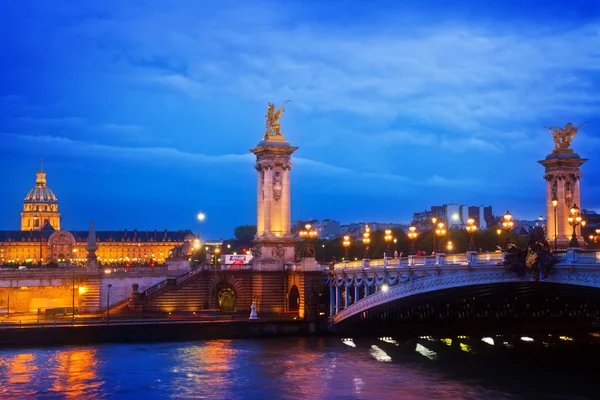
[106,283,112,324]
[342,234,351,260]
[431,217,438,255]
[214,247,221,269]
[434,222,446,253]
[407,226,418,255]
[393,238,398,253]
[466,218,477,251]
[567,204,582,247]
[502,210,514,246]
[384,229,393,256]
[362,225,371,259]
[551,196,558,249]
[581,220,587,248]
[590,228,600,249]
[299,223,318,258]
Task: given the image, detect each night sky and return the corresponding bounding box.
[1,0,599,239]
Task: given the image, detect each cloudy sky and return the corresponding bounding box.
[1,0,599,238]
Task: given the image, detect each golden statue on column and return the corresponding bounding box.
[264,101,290,140]
[546,122,587,151]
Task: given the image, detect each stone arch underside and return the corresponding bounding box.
[208,274,247,312]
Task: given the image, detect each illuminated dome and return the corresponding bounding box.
[24,171,58,204]
[21,161,61,231]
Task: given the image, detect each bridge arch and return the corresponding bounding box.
[330,266,600,329]
[208,274,246,312]
[288,284,300,311]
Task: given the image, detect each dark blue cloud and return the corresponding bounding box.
[1,0,599,238]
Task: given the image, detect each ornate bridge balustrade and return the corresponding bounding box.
[326,249,600,326]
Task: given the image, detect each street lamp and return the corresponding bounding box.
[214,247,221,269]
[552,196,558,249]
[502,210,514,246]
[299,223,318,258]
[72,265,76,325]
[590,228,600,249]
[362,225,371,259]
[434,222,446,253]
[431,217,438,255]
[342,234,351,260]
[407,226,418,255]
[384,229,393,255]
[567,204,582,247]
[196,212,206,239]
[581,220,587,248]
[466,218,477,251]
[106,284,112,324]
[393,238,398,253]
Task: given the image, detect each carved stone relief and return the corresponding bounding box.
[272,171,282,201]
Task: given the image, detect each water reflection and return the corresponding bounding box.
[49,349,101,398]
[0,334,598,399]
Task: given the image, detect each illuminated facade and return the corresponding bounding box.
[0,165,194,265]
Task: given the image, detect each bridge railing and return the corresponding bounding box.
[331,249,600,271]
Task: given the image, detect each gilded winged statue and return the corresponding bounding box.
[546,122,587,151]
[264,101,290,139]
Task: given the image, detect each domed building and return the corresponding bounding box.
[20,161,61,231]
[0,163,195,265]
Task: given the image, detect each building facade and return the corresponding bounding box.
[0,165,194,265]
[413,204,492,232]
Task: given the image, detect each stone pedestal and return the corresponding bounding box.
[539,148,587,249]
[298,258,320,271]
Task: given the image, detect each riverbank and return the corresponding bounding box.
[0,319,321,347]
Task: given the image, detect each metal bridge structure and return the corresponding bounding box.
[326,249,600,332]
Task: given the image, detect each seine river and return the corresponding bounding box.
[0,334,598,399]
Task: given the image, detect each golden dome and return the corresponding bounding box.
[24,167,58,204]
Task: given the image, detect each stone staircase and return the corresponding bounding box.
[80,276,101,314]
[144,273,210,312]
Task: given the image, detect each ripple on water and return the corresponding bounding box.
[0,335,598,399]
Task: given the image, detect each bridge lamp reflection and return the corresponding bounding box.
[415,343,437,360]
[369,345,392,362]
[381,284,389,292]
[481,337,494,346]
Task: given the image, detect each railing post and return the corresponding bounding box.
[466,251,477,270]
[383,257,388,268]
[408,255,415,267]
[363,259,370,269]
[343,260,348,270]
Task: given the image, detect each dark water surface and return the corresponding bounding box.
[0,334,598,399]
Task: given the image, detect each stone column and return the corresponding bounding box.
[354,285,359,306]
[263,167,273,236]
[256,166,264,237]
[539,149,586,248]
[282,166,291,236]
[335,286,340,314]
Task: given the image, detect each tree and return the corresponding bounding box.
[234,225,257,246]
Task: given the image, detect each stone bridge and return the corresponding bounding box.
[326,249,600,333]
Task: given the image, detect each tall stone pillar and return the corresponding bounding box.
[250,103,298,271]
[538,123,587,249]
[85,220,99,271]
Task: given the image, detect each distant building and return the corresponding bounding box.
[312,219,341,239]
[340,222,408,241]
[413,204,492,231]
[0,164,194,265]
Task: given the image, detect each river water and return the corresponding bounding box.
[0,334,598,399]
